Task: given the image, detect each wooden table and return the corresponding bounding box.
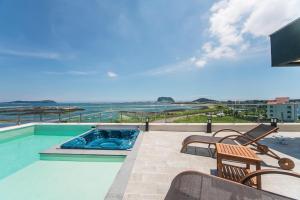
[216,143,262,189]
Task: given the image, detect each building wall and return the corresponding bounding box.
[267,104,299,122]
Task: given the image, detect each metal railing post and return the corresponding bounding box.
[79,113,82,123]
[99,113,102,122]
[145,117,149,131]
[271,117,278,127]
[207,116,212,133]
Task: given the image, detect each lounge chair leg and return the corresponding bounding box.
[278,158,295,170]
[180,146,187,153]
[257,145,269,154]
[255,145,295,170]
[212,149,217,158]
[208,144,216,158]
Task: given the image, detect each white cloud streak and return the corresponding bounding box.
[145,57,200,76]
[107,71,118,78]
[45,70,119,78]
[0,48,61,59]
[44,70,96,76]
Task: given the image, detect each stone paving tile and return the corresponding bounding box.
[124,193,165,200]
[123,131,300,200]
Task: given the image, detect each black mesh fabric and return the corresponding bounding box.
[235,124,277,145]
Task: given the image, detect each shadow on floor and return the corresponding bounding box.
[260,137,300,160]
[184,146,280,169]
[210,169,218,176]
[184,146,213,157]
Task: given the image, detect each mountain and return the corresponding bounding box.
[192,98,217,103]
[157,97,175,103]
[6,100,57,104]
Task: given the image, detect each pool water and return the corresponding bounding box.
[0,134,70,179]
[0,125,91,179]
[0,125,125,200]
[0,159,123,200]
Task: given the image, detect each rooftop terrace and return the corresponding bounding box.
[0,123,299,200]
[120,128,300,199]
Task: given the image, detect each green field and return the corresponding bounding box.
[174,115,252,123]
[62,104,267,123]
[115,104,265,123]
[117,105,226,122]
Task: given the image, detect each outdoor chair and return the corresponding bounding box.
[181,124,295,170]
[165,170,300,200]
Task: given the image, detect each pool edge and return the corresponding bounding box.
[104,131,145,200]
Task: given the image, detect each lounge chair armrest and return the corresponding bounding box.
[218,134,256,144]
[213,129,243,137]
[241,169,300,186]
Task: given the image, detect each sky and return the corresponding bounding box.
[0,0,300,102]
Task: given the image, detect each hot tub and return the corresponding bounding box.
[60,128,140,150]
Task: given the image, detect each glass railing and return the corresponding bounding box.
[0,103,299,127]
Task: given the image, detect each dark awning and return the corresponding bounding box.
[270,18,300,67]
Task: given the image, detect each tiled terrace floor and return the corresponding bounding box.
[123,131,300,200]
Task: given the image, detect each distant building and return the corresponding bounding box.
[267,97,299,122]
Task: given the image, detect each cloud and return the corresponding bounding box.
[195,59,206,68]
[194,0,300,67]
[44,70,96,75]
[144,1,300,76]
[0,48,61,59]
[145,57,199,76]
[45,70,119,78]
[144,57,208,76]
[107,71,118,78]
[67,71,94,75]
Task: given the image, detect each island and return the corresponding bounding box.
[157,97,175,103]
[0,106,84,115]
[6,100,57,104]
[192,98,217,104]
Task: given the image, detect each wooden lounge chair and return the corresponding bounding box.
[181,124,295,170]
[165,170,300,200]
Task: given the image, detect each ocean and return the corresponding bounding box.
[0,102,199,127]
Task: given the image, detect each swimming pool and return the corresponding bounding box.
[0,124,91,179]
[61,128,139,150]
[0,124,125,200]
